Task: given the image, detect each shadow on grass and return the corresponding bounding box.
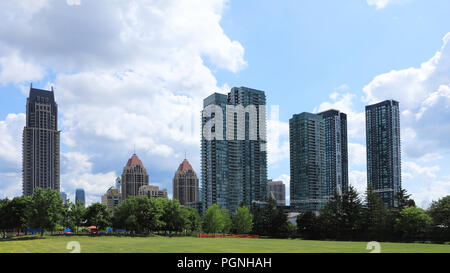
[0,236,46,242]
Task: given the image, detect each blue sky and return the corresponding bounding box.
[0,0,449,207]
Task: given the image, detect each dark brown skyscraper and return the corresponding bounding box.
[173,158,199,206]
[23,84,60,196]
[121,153,149,200]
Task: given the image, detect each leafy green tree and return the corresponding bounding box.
[161,198,184,233]
[180,206,201,234]
[221,208,232,234]
[28,188,63,236]
[84,203,111,231]
[395,206,432,241]
[70,200,86,234]
[427,196,450,228]
[202,204,225,234]
[232,205,253,234]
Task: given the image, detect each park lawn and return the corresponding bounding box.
[0,236,449,253]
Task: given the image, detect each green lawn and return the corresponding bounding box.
[0,236,449,253]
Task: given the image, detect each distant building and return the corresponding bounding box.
[115,176,122,193]
[173,158,199,206]
[23,84,60,196]
[75,188,85,207]
[60,192,68,204]
[267,180,286,206]
[101,187,121,214]
[366,100,402,208]
[138,185,168,199]
[289,112,327,212]
[121,153,149,201]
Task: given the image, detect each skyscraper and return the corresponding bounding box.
[201,87,267,213]
[366,100,402,208]
[22,84,60,196]
[289,112,327,212]
[173,158,199,206]
[121,153,149,201]
[317,109,349,197]
[60,192,68,204]
[267,179,286,206]
[75,188,85,207]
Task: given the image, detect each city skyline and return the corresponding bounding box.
[0,1,449,208]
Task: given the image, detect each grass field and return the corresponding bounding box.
[1,236,450,253]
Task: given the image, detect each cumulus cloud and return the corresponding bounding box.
[0,113,25,170]
[0,0,246,200]
[366,0,390,9]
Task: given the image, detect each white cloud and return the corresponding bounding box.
[0,113,25,169]
[348,142,366,167]
[61,152,117,206]
[267,106,290,165]
[364,33,450,158]
[349,170,367,196]
[366,0,390,9]
[0,53,45,85]
[403,161,440,181]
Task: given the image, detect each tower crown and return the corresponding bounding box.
[126,153,145,168]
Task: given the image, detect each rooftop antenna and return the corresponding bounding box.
[134,144,136,155]
[184,151,187,160]
[51,86,54,92]
[30,82,33,89]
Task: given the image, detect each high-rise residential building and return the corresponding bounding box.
[101,186,122,214]
[267,179,286,206]
[121,153,149,200]
[60,192,68,204]
[22,84,60,196]
[317,109,349,197]
[173,158,199,206]
[289,112,327,212]
[366,100,402,208]
[138,185,168,198]
[75,188,85,207]
[201,87,267,213]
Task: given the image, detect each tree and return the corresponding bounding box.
[84,203,111,231]
[161,199,184,233]
[395,207,432,241]
[28,188,63,236]
[202,204,224,234]
[296,211,319,239]
[427,196,450,228]
[180,206,201,234]
[362,186,389,241]
[70,200,86,234]
[221,208,232,234]
[395,188,415,211]
[341,186,364,240]
[232,205,253,234]
[318,193,343,239]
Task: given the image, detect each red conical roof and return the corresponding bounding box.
[126,153,145,168]
[177,159,193,173]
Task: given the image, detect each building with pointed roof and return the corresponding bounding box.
[173,158,199,206]
[23,84,60,196]
[121,153,149,200]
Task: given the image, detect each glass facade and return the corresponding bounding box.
[289,112,327,212]
[75,188,85,207]
[201,87,267,214]
[365,100,401,208]
[317,110,349,198]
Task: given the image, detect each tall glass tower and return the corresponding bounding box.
[366,100,402,208]
[317,110,349,197]
[201,87,267,214]
[75,188,85,207]
[22,84,60,196]
[289,112,327,212]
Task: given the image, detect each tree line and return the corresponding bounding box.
[0,187,448,242]
[296,186,450,242]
